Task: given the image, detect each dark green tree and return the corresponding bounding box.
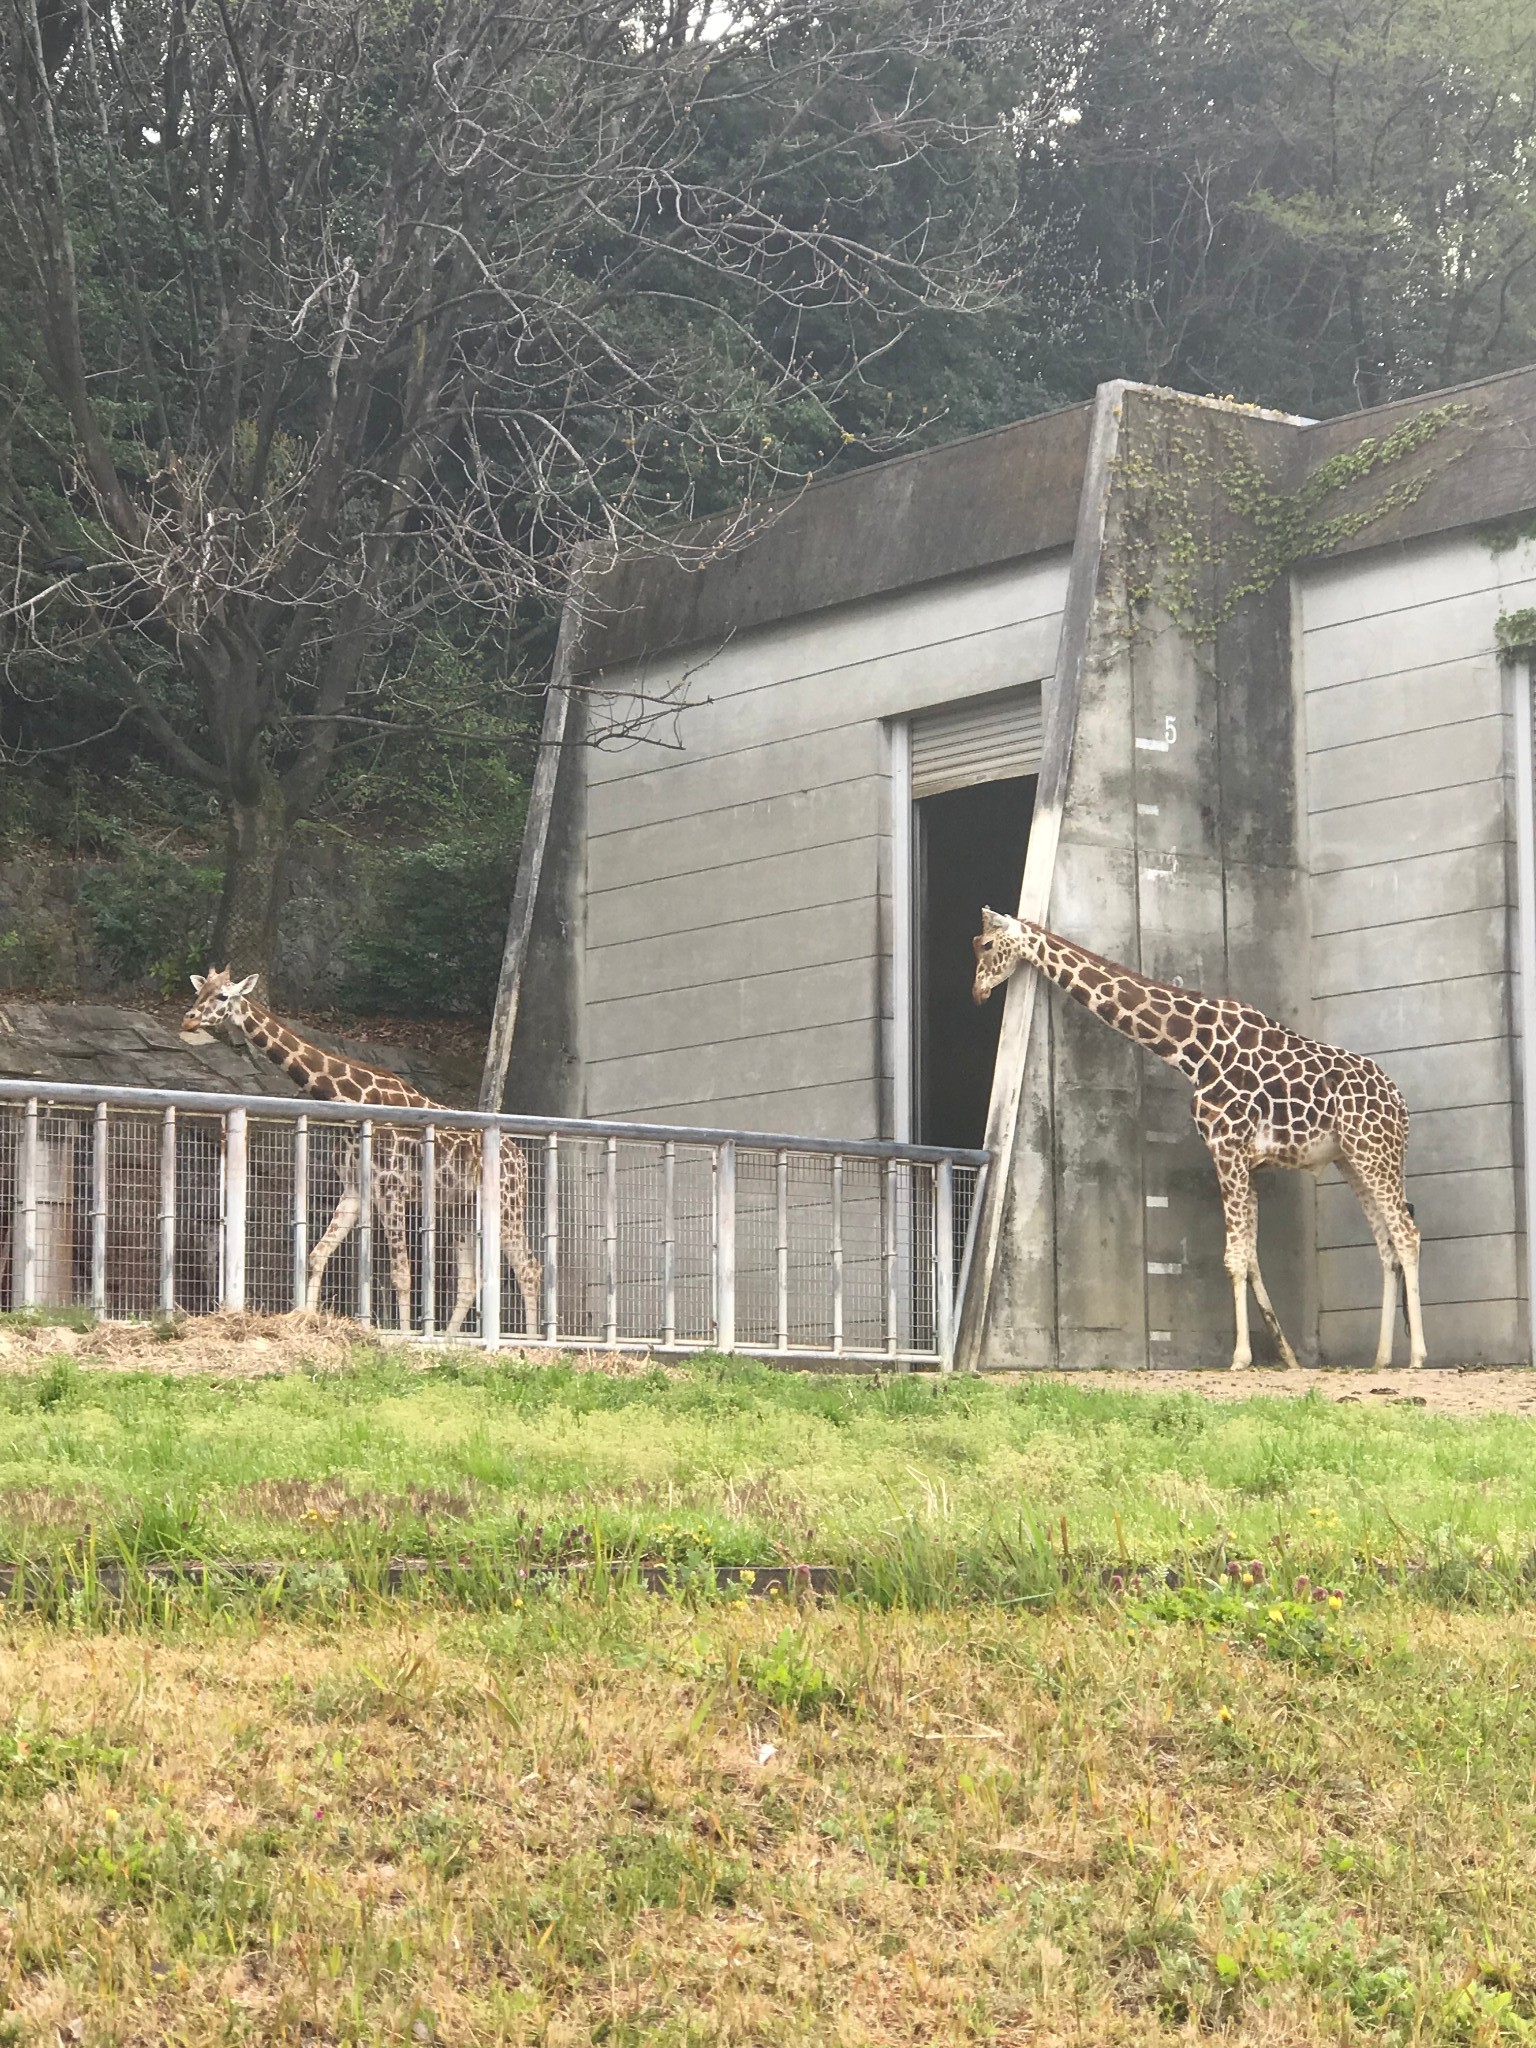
[1012,0,1536,414]
[0,0,1019,974]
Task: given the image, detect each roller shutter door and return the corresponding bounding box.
[909,685,1044,799]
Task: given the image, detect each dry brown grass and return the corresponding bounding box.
[1,1596,1534,2044]
[0,1313,681,1383]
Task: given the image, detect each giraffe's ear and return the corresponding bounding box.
[234,974,259,997]
[981,906,1003,931]
[189,973,205,992]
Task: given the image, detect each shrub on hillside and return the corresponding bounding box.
[340,838,515,1018]
[78,847,221,994]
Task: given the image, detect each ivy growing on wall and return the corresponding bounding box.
[1110,392,1482,647]
[1496,608,1536,658]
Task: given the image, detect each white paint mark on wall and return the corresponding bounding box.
[1145,1194,1169,1208]
[1150,1329,1173,1343]
[1146,1260,1183,1276]
[1136,802,1160,818]
[1136,715,1179,753]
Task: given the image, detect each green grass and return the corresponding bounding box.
[3,1354,1536,2038]
[2,1594,1536,2043]
[2,1349,1535,1604]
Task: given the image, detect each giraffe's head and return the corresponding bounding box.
[971,906,1028,1004]
[182,966,260,1041]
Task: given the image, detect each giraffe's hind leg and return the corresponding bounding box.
[500,1148,542,1335]
[1340,1162,1398,1370]
[379,1183,414,1332]
[446,1224,477,1337]
[306,1176,362,1314]
[1342,1148,1425,1369]
[1382,1194,1426,1370]
[1248,1256,1300,1371]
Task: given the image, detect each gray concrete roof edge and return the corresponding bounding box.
[574,362,1536,674]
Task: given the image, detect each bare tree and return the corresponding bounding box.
[0,0,1017,969]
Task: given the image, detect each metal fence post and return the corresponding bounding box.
[662,1141,676,1346]
[543,1132,559,1343]
[357,1120,373,1326]
[884,1157,899,1365]
[935,1157,955,1373]
[292,1115,309,1313]
[420,1124,436,1338]
[715,1140,736,1353]
[603,1135,619,1346]
[480,1124,502,1350]
[775,1149,789,1352]
[830,1153,844,1356]
[91,1102,108,1316]
[159,1106,177,1316]
[17,1097,37,1309]
[222,1108,247,1313]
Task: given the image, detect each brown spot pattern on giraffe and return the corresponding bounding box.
[967,909,1425,1370]
[179,967,541,1336]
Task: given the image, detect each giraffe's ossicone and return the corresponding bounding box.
[971,908,1425,1371]
[182,968,540,1334]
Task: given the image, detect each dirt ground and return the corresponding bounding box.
[3,1314,1535,1417]
[1030,1363,1536,1420]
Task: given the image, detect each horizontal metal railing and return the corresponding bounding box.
[0,1079,988,1367]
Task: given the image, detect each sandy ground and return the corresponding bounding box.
[2,1315,1535,1418]
[1028,1364,1536,1420]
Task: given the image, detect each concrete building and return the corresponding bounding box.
[504,366,1536,1369]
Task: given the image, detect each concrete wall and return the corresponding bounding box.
[1297,530,1536,1363]
[981,390,1317,1371]
[561,553,1069,1135]
[507,365,1536,1370]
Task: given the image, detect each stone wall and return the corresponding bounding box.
[0,999,476,1106]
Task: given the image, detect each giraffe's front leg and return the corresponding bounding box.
[1209,1143,1258,1370]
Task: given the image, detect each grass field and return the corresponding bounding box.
[2,1330,1536,1595]
[3,1332,1536,2043]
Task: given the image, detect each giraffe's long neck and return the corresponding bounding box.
[235,1000,437,1109]
[1013,922,1218,1074]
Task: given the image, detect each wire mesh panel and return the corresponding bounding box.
[0,1081,987,1364]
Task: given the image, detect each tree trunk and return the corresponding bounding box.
[209,782,293,979]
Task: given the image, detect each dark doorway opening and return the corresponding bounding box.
[916,774,1036,1150]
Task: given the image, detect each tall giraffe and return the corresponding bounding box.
[181,970,541,1334]
[971,909,1425,1371]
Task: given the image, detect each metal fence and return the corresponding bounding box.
[0,1080,988,1367]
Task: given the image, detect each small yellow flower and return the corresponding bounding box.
[1267,1606,1285,1623]
[1240,1572,1254,1587]
[1327,1594,1343,1611]
[1217,1705,1233,1724]
[740,1568,756,1587]
[104,1806,120,1826]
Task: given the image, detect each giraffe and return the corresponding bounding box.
[971,909,1426,1372]
[180,969,541,1334]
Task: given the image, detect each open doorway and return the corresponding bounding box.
[916,775,1036,1150]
